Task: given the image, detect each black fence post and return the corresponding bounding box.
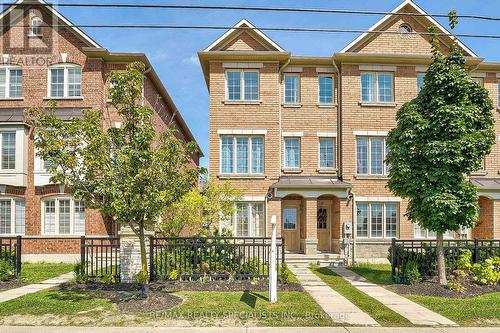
[391,238,396,283]
[473,238,478,264]
[281,237,285,265]
[80,236,85,274]
[16,235,22,275]
[149,236,154,281]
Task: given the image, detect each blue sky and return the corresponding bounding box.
[57,0,500,169]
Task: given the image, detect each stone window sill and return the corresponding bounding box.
[0,97,24,101]
[354,174,389,180]
[282,103,302,108]
[44,96,84,101]
[223,100,262,105]
[317,168,337,174]
[359,102,397,107]
[470,171,487,176]
[317,103,337,108]
[282,168,303,174]
[217,174,266,180]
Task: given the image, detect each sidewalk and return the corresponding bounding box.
[288,264,379,326]
[331,267,457,326]
[0,272,74,304]
[1,326,500,333]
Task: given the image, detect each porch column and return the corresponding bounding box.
[267,199,282,238]
[303,198,318,255]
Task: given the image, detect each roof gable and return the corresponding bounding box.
[339,0,477,57]
[0,0,101,48]
[203,19,284,52]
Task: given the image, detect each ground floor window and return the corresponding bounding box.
[356,202,398,238]
[42,197,85,235]
[232,202,265,237]
[0,198,25,235]
[413,224,455,239]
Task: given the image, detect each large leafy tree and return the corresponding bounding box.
[26,62,205,287]
[386,31,495,284]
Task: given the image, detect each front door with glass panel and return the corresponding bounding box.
[282,204,300,252]
[317,201,331,252]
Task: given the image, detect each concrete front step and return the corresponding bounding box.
[285,253,345,266]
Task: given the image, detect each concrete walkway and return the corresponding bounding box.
[2,327,500,333]
[288,264,379,326]
[0,272,74,304]
[332,267,457,326]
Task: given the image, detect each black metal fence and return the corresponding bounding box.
[391,238,500,283]
[150,236,285,281]
[0,236,21,275]
[80,236,120,280]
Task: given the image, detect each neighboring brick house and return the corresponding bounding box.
[0,0,201,261]
[199,0,500,258]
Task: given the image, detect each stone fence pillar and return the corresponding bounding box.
[119,227,154,283]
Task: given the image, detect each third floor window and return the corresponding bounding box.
[0,66,22,98]
[284,74,300,104]
[48,64,82,98]
[361,72,393,103]
[318,76,334,104]
[1,132,16,170]
[225,70,259,101]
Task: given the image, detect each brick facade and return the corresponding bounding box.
[201,1,500,258]
[0,3,200,259]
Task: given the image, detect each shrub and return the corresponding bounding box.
[0,260,15,281]
[98,274,116,285]
[73,262,88,284]
[135,270,148,285]
[279,263,290,284]
[456,249,472,273]
[405,260,421,285]
[471,257,500,285]
[168,269,179,281]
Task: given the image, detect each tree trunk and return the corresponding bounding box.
[436,232,447,285]
[138,222,149,297]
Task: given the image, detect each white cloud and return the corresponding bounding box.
[182,55,199,65]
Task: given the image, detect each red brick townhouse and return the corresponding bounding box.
[199,0,500,258]
[0,0,201,261]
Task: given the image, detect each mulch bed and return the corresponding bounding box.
[389,277,500,298]
[58,279,301,313]
[0,279,26,291]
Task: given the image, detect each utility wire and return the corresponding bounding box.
[6,24,500,40]
[1,2,500,22]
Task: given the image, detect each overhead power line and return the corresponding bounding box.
[6,24,500,40]
[3,2,500,23]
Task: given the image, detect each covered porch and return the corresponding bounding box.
[268,176,352,255]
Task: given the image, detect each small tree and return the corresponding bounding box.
[26,62,205,290]
[386,31,495,283]
[159,179,241,236]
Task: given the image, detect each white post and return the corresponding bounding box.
[269,215,278,303]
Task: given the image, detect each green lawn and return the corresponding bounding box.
[311,266,413,327]
[20,262,74,284]
[347,263,500,326]
[349,263,393,285]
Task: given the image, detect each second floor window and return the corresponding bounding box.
[318,76,334,104]
[226,70,259,101]
[284,74,299,104]
[417,73,425,93]
[0,66,22,98]
[30,16,42,36]
[49,65,82,98]
[1,132,15,170]
[361,72,393,103]
[356,137,388,175]
[319,138,335,169]
[284,138,300,169]
[0,198,25,235]
[221,136,264,175]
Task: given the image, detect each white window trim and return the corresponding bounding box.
[0,131,16,171]
[0,197,25,236]
[360,71,394,103]
[231,202,266,237]
[318,74,335,105]
[29,16,42,37]
[41,196,85,236]
[217,129,267,135]
[356,136,389,176]
[356,202,398,239]
[413,224,455,239]
[224,69,259,101]
[283,73,300,104]
[318,137,335,170]
[219,135,265,175]
[0,65,22,99]
[283,137,301,169]
[47,63,82,98]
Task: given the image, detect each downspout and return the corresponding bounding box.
[332,58,342,180]
[349,189,356,265]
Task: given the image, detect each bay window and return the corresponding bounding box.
[48,64,82,98]
[42,197,85,235]
[225,70,259,101]
[0,66,22,98]
[0,198,25,235]
[233,202,265,237]
[356,202,398,238]
[1,132,16,170]
[220,136,264,175]
[356,136,388,175]
[361,72,393,103]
